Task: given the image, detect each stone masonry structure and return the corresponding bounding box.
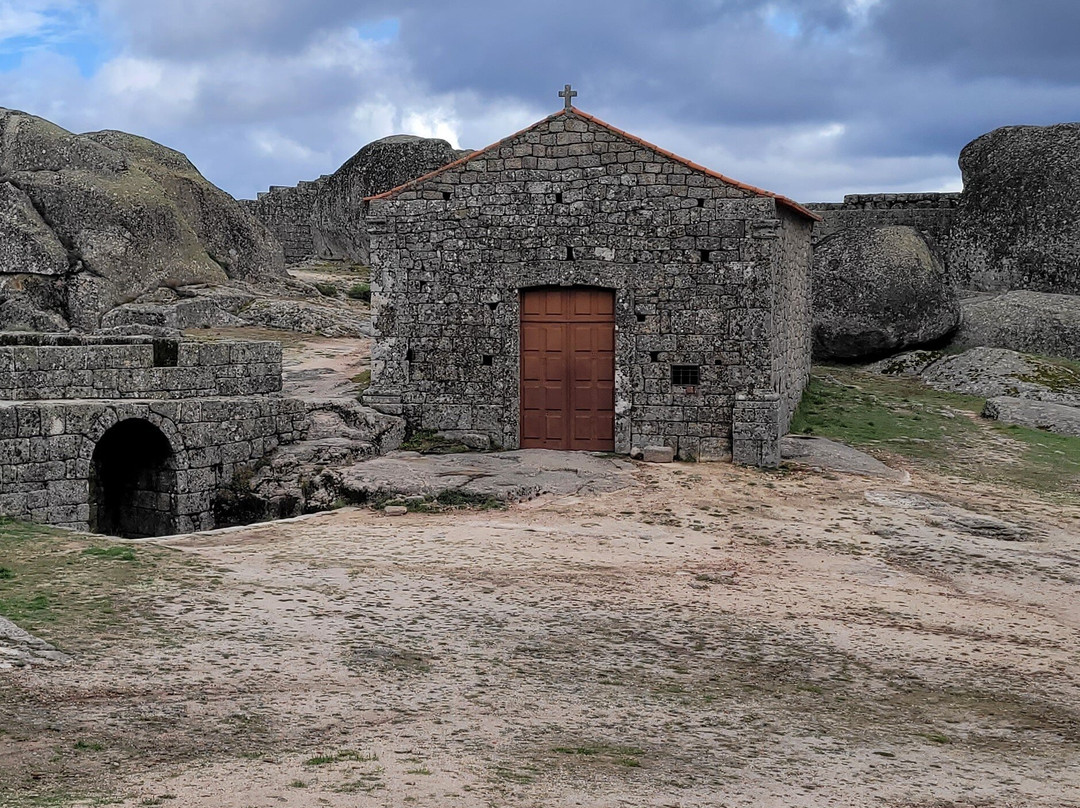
[362,106,818,466]
[240,180,325,264]
[0,334,305,536]
[806,192,960,250]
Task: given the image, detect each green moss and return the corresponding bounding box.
[314,281,339,298]
[350,369,371,393]
[346,282,371,302]
[1015,354,1080,393]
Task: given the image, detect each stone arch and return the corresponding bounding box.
[88,418,179,538]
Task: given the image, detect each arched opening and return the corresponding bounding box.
[89,419,178,538]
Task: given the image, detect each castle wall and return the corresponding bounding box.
[0,335,281,400]
[240,181,323,264]
[806,193,960,252]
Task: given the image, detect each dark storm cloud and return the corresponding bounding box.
[869,0,1080,84]
[98,0,376,57]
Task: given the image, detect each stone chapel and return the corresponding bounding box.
[362,94,818,466]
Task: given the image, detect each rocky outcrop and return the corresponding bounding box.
[950,123,1080,294]
[812,225,960,360]
[952,291,1080,361]
[983,397,1080,438]
[871,346,1080,406]
[312,135,465,265]
[0,108,286,330]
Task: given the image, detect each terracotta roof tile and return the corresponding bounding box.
[364,108,821,222]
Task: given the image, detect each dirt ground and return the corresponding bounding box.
[2,457,1079,807]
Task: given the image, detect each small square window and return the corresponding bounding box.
[555,192,564,204]
[671,365,700,386]
[636,313,647,323]
[482,355,494,366]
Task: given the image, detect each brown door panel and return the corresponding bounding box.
[520,288,616,451]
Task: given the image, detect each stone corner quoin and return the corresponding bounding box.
[360,108,815,467]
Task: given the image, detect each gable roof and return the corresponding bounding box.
[364,107,821,222]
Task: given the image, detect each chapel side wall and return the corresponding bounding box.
[772,208,814,430]
[365,113,794,460]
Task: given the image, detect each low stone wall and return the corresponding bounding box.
[806,193,960,249]
[0,397,306,533]
[0,334,281,400]
[0,334,306,536]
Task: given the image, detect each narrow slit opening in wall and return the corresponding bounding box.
[649,351,660,362]
[671,365,701,386]
[566,246,575,260]
[700,250,711,263]
[406,349,415,362]
[419,280,428,293]
[488,301,499,311]
[442,191,452,200]
[482,355,494,366]
[555,192,563,204]
[697,198,705,208]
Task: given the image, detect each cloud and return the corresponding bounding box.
[1,0,1079,202]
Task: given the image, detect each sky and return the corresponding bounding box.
[1,0,1078,202]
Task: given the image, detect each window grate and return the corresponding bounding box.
[671,365,700,386]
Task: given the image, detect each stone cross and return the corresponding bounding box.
[559,84,578,110]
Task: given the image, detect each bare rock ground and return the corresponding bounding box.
[2,461,1078,807]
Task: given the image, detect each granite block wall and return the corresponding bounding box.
[0,334,282,400]
[0,335,304,535]
[364,109,815,463]
[806,193,960,252]
[241,181,323,264]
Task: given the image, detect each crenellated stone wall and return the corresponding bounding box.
[805,193,960,250]
[239,180,325,264]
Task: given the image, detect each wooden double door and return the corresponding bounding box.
[520,287,615,451]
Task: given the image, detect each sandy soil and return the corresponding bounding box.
[3,460,1079,807]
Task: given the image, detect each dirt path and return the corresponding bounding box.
[3,462,1079,807]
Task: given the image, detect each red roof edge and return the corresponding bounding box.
[365,107,822,223]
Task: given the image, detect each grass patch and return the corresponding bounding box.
[790,368,984,460]
[304,750,378,767]
[81,546,136,562]
[346,282,371,303]
[314,281,339,298]
[350,369,371,393]
[399,428,473,455]
[553,744,644,768]
[790,366,1080,500]
[0,517,197,647]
